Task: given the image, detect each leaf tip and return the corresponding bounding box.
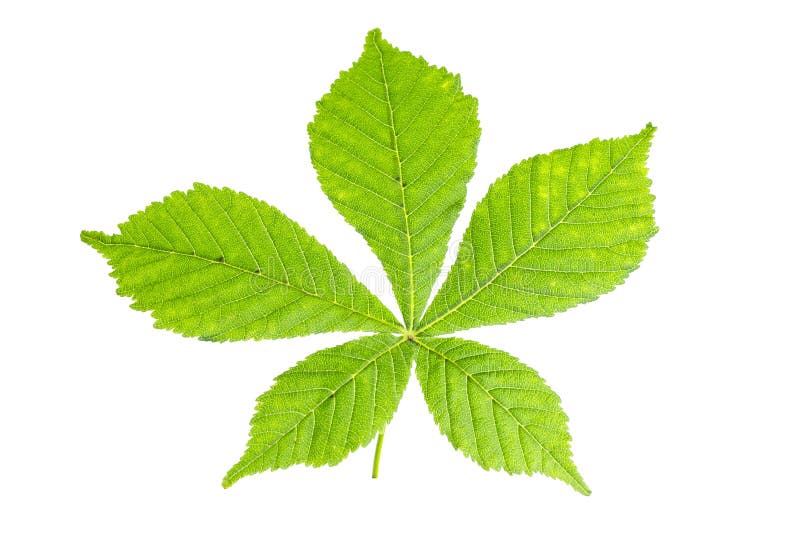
[80,229,105,249]
[221,466,241,489]
[561,465,592,495]
[562,463,592,495]
[366,27,383,41]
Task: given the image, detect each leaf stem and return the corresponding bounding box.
[371,432,385,478]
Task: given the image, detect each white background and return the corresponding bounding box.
[1,1,798,532]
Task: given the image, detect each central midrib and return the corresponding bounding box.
[83,234,401,332]
[416,131,650,334]
[373,33,415,330]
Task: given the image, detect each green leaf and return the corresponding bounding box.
[81,183,400,341]
[309,28,480,328]
[414,336,590,495]
[81,29,658,492]
[223,334,414,487]
[418,125,657,335]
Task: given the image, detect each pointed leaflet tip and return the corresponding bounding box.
[80,229,107,250]
[80,229,96,245]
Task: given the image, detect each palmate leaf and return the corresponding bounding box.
[223,334,414,487]
[81,28,658,495]
[418,125,657,335]
[415,337,590,495]
[309,29,480,327]
[81,183,400,341]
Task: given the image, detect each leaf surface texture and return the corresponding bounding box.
[223,334,414,486]
[414,336,589,494]
[419,125,657,335]
[309,29,480,327]
[81,183,400,341]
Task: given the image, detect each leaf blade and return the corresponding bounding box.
[223,334,415,487]
[419,125,657,335]
[414,336,589,495]
[309,29,480,327]
[81,183,401,341]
